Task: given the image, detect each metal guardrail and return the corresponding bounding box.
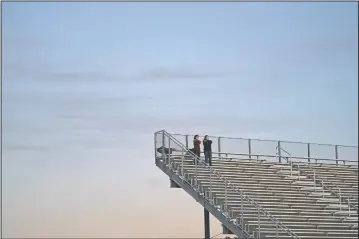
[155,130,300,239]
[209,151,358,165]
[172,133,358,166]
[276,146,358,211]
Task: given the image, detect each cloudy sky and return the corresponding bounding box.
[2,2,358,238]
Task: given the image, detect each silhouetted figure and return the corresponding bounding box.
[193,135,201,161]
[203,135,213,165]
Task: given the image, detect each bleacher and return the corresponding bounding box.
[155,130,358,239]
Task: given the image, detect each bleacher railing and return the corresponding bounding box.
[276,146,358,210]
[155,130,300,239]
[172,133,358,166]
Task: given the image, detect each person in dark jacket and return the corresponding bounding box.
[203,135,213,165]
[193,135,201,160]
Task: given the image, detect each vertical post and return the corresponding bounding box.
[258,207,261,239]
[195,149,198,190]
[241,191,243,227]
[218,137,222,159]
[185,135,189,149]
[162,131,166,163]
[298,162,301,181]
[225,178,228,213]
[290,161,293,176]
[339,188,342,210]
[210,168,212,203]
[313,170,317,192]
[181,147,184,177]
[248,139,252,159]
[307,143,311,163]
[168,136,171,168]
[335,145,339,165]
[154,133,157,161]
[348,197,351,212]
[277,141,282,163]
[204,209,210,239]
[322,180,324,198]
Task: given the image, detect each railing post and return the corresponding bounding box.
[181,147,184,177]
[348,197,351,212]
[162,131,166,163]
[168,136,171,168]
[210,167,212,204]
[298,162,301,181]
[314,171,316,192]
[240,191,243,228]
[185,135,189,149]
[307,143,311,163]
[335,145,339,165]
[290,161,293,176]
[218,137,222,159]
[258,207,261,239]
[225,178,228,214]
[339,188,342,210]
[248,139,252,159]
[322,180,324,198]
[277,141,282,163]
[154,133,157,161]
[195,150,198,189]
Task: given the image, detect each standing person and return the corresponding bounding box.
[203,135,213,165]
[193,135,201,162]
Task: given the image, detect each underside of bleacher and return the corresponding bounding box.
[154,130,358,239]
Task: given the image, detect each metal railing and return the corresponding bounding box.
[172,133,358,166]
[276,146,358,211]
[155,130,300,239]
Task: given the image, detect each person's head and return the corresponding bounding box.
[204,135,209,140]
[194,135,199,140]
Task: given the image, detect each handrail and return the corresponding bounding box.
[209,151,358,165]
[159,130,300,239]
[277,146,358,211]
[171,133,358,148]
[276,146,292,163]
[300,162,358,210]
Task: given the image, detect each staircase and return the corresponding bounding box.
[155,130,359,239]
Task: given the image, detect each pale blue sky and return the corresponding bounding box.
[2,2,358,237]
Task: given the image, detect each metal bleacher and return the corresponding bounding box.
[154,130,358,239]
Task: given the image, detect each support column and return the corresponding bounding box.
[204,209,210,239]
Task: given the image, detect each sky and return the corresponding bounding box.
[1,2,358,238]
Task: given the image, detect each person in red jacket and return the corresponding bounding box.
[193,135,201,160]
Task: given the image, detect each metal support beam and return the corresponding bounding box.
[170,179,181,188]
[204,209,210,239]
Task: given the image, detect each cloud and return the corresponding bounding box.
[138,67,239,81]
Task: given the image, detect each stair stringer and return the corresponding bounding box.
[155,156,252,239]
